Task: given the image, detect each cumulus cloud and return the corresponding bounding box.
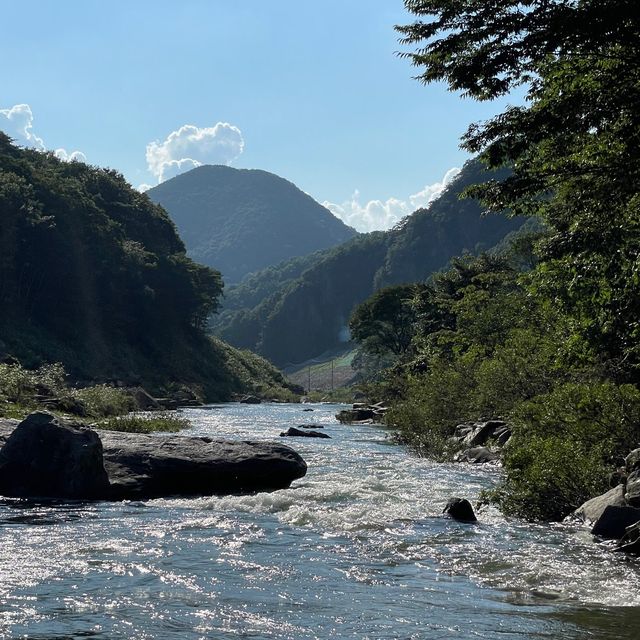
[0,103,86,162]
[0,104,45,149]
[146,122,244,183]
[324,167,461,232]
[54,148,87,163]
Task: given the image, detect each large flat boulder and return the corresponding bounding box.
[97,430,307,499]
[0,414,307,501]
[0,412,109,499]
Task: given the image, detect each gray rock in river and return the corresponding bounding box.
[444,497,477,522]
[454,446,500,464]
[97,429,307,499]
[591,505,640,539]
[571,484,627,524]
[0,413,308,501]
[0,412,110,500]
[280,426,331,439]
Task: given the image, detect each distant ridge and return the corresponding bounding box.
[147,165,357,283]
[212,159,528,366]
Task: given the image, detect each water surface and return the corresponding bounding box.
[1,403,639,639]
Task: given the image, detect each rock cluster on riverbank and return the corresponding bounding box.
[572,447,640,553]
[336,402,388,424]
[450,420,512,464]
[0,412,307,501]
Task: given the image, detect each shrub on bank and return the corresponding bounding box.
[98,413,191,433]
[0,362,66,406]
[387,359,477,458]
[489,382,640,520]
[488,435,609,521]
[74,385,136,417]
[0,361,137,420]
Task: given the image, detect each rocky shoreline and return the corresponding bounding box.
[568,448,640,553]
[0,413,307,501]
[337,403,512,464]
[337,402,640,554]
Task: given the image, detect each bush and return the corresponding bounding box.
[386,358,478,458]
[0,362,66,404]
[74,385,136,418]
[487,435,609,521]
[490,382,640,520]
[509,382,640,456]
[98,412,191,433]
[472,327,561,416]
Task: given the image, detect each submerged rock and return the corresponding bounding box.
[297,423,325,429]
[0,412,109,500]
[280,426,331,439]
[444,497,477,523]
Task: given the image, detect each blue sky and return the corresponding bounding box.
[1,1,521,231]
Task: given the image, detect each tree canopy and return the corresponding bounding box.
[398,0,640,381]
[349,285,418,358]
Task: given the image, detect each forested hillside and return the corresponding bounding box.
[213,158,526,366]
[147,165,357,283]
[0,134,298,399]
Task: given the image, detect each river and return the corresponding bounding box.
[1,402,639,639]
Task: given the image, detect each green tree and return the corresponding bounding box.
[350,284,419,358]
[398,0,640,380]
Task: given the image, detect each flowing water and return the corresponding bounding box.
[1,403,640,639]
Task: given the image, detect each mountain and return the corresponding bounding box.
[0,134,298,400]
[212,159,527,366]
[146,165,357,283]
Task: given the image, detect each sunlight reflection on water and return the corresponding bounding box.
[1,402,639,638]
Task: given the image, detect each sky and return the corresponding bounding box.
[1,1,522,232]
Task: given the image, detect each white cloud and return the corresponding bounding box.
[137,183,153,193]
[324,167,461,232]
[146,122,244,183]
[0,103,86,163]
[159,158,202,181]
[0,104,45,149]
[54,148,87,163]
